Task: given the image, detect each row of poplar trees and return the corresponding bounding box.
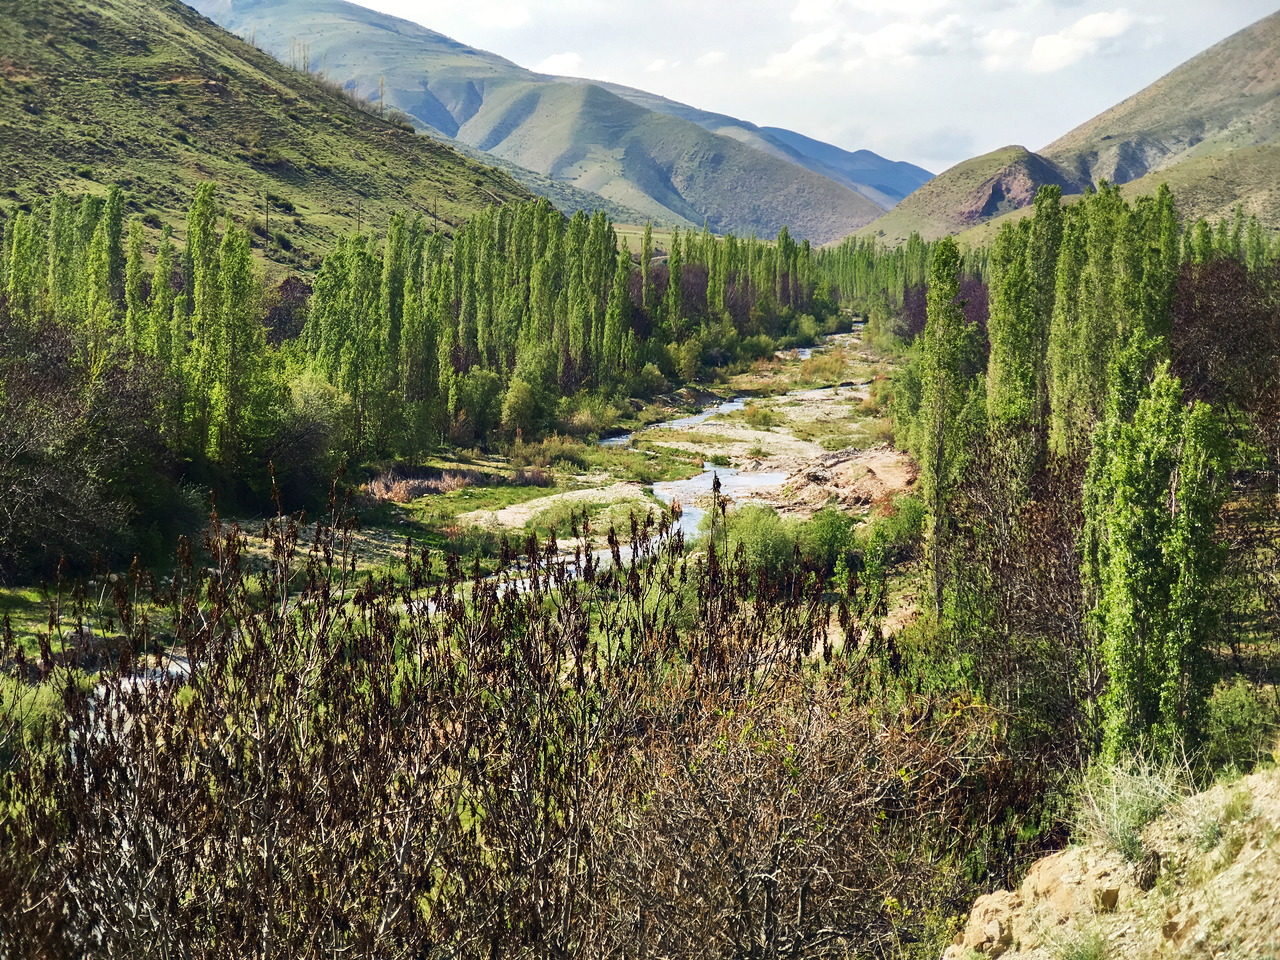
[1,184,273,471]
[1,185,822,487]
[902,183,1278,762]
[301,200,821,455]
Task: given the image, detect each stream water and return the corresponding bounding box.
[599,398,791,541]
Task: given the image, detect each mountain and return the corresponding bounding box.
[853,146,1087,243]
[0,0,528,269]
[189,0,930,242]
[583,82,933,208]
[859,10,1280,244]
[1043,10,1280,186]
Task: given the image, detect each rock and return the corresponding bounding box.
[951,889,1021,957]
[1095,885,1120,912]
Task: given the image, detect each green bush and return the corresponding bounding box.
[1203,678,1277,774]
[510,435,589,471]
[629,362,670,399]
[797,507,854,573]
[559,394,622,438]
[739,334,776,362]
[705,505,796,576]
[855,494,925,563]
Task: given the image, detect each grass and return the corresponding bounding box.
[1051,927,1110,960]
[526,495,661,541]
[0,587,54,654]
[1073,755,1191,861]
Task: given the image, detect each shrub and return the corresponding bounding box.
[713,505,796,575]
[739,334,775,362]
[559,395,622,438]
[1203,678,1277,774]
[789,314,821,346]
[630,362,670,398]
[675,338,703,383]
[1051,926,1110,960]
[364,469,486,503]
[513,467,554,488]
[741,404,777,429]
[798,507,855,573]
[510,435,589,471]
[798,349,846,385]
[855,494,924,563]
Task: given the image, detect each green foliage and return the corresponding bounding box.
[1203,679,1278,774]
[797,507,856,572]
[716,505,796,575]
[855,494,925,563]
[1084,342,1227,761]
[918,238,986,614]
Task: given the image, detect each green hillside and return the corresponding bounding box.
[0,0,528,269]
[191,0,896,243]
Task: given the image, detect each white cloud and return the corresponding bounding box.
[755,13,977,78]
[533,51,584,75]
[646,57,681,72]
[1027,8,1143,72]
[753,31,841,79]
[696,50,727,68]
[980,27,1030,70]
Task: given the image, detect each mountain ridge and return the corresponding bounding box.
[857,10,1280,244]
[190,0,930,241]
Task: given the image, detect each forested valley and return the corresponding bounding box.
[2,174,1280,959]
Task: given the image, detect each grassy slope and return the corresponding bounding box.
[190,0,888,243]
[0,0,528,270]
[1044,10,1280,184]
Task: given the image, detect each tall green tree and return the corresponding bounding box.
[919,238,982,614]
[1083,337,1226,759]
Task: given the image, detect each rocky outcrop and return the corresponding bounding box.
[943,767,1280,959]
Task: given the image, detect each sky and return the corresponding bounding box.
[353,0,1277,173]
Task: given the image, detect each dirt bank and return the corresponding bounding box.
[943,765,1280,960]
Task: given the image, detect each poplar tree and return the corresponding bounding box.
[985,219,1036,429]
[206,225,269,464]
[663,229,682,329]
[919,238,981,614]
[84,218,115,375]
[1083,338,1226,760]
[640,223,654,313]
[123,219,147,352]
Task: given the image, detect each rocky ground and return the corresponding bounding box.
[944,766,1280,960]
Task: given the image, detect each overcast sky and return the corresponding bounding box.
[354,0,1276,172]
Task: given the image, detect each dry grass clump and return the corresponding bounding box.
[1073,753,1192,860]
[364,469,488,503]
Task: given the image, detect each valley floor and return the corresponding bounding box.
[1,323,920,658]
